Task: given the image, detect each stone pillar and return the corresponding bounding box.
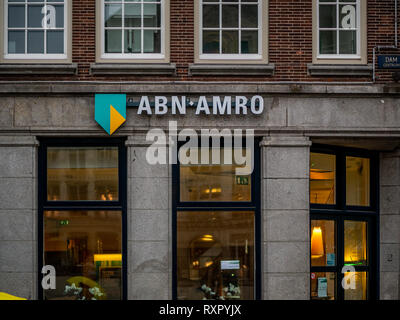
[380,149,400,300]
[261,135,311,300]
[0,136,38,299]
[126,135,171,300]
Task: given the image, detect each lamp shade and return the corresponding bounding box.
[311,227,324,258]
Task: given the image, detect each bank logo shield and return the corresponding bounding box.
[95,94,126,135]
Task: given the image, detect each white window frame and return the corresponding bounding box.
[4,0,68,60]
[317,0,361,60]
[100,0,165,60]
[199,0,263,61]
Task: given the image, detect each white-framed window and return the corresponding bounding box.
[317,0,360,59]
[199,0,263,60]
[101,0,165,59]
[4,0,68,59]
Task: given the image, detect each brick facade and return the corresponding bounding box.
[0,0,398,83]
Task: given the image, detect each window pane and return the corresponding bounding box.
[8,5,25,28]
[344,220,368,266]
[47,30,64,54]
[339,30,357,54]
[105,30,122,53]
[241,5,258,28]
[310,153,336,205]
[320,30,337,54]
[28,5,43,28]
[54,5,65,28]
[105,4,122,27]
[124,29,141,53]
[177,211,255,300]
[222,5,238,28]
[344,272,368,300]
[203,30,219,53]
[222,30,238,54]
[125,3,141,28]
[241,31,258,54]
[47,147,119,201]
[203,5,219,28]
[143,30,161,53]
[346,157,370,206]
[8,31,25,54]
[339,4,356,29]
[44,211,122,300]
[319,5,337,28]
[143,3,161,28]
[180,148,252,202]
[311,220,336,267]
[311,272,336,300]
[27,30,44,53]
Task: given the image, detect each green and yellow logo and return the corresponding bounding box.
[95,94,126,135]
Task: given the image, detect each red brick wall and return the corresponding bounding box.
[1,0,399,83]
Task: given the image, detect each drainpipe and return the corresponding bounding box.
[373,0,398,82]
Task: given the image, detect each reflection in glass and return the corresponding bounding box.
[311,220,336,267]
[47,147,119,201]
[344,221,368,266]
[180,148,252,202]
[346,157,370,206]
[310,153,336,205]
[311,272,336,300]
[344,272,368,300]
[177,211,254,300]
[44,211,122,300]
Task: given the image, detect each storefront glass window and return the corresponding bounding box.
[311,272,336,300]
[180,148,252,202]
[44,211,122,300]
[343,272,368,300]
[310,152,336,205]
[346,156,370,206]
[344,220,368,266]
[311,220,336,267]
[177,211,255,300]
[47,147,119,201]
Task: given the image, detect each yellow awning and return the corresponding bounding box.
[0,292,27,300]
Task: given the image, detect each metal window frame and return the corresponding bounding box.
[171,137,262,300]
[310,144,379,301]
[37,137,128,300]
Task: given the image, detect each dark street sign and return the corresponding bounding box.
[378,55,400,69]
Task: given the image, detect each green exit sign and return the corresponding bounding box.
[59,220,69,226]
[236,176,249,185]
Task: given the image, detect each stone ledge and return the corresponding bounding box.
[90,63,176,76]
[307,64,373,76]
[0,136,39,147]
[260,136,312,148]
[189,64,275,76]
[0,64,78,75]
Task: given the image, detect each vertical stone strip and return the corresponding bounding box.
[261,135,311,300]
[0,136,38,299]
[126,135,171,300]
[380,149,400,300]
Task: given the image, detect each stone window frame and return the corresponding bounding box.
[96,0,170,63]
[194,0,268,64]
[0,0,72,64]
[312,0,367,65]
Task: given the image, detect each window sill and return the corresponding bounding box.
[90,63,177,76]
[189,63,275,76]
[0,63,78,75]
[307,64,373,76]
